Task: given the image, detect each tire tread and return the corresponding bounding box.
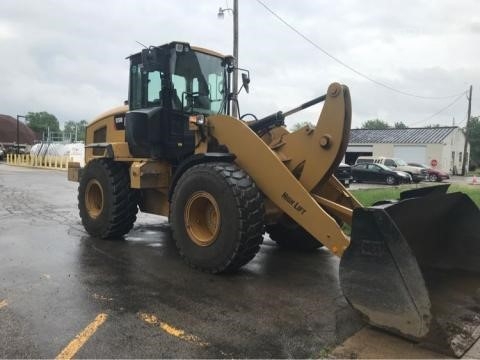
[171,162,264,273]
[78,159,139,239]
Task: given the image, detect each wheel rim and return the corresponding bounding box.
[184,191,220,246]
[387,176,395,185]
[85,179,104,219]
[429,174,437,181]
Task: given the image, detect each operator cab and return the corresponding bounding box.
[125,41,233,160]
[129,42,231,115]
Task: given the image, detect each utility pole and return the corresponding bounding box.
[16,115,26,154]
[461,85,473,176]
[217,0,239,117]
[232,0,239,118]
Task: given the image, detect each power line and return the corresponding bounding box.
[255,0,467,100]
[409,92,466,126]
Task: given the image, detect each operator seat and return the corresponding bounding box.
[172,89,182,110]
[159,88,183,110]
[193,94,210,110]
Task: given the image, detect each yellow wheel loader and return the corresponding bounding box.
[68,41,480,357]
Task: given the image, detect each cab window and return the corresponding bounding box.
[147,71,162,105]
[172,74,186,104]
[130,64,143,109]
[208,73,223,113]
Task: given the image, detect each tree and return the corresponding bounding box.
[361,119,391,130]
[63,120,88,141]
[467,116,480,168]
[26,111,60,135]
[290,121,314,131]
[394,121,408,129]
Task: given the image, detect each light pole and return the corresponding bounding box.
[461,85,472,176]
[16,115,26,155]
[218,0,239,117]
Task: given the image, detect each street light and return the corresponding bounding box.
[217,7,230,19]
[217,0,239,118]
[16,115,26,155]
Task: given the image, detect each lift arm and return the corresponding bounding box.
[205,83,352,255]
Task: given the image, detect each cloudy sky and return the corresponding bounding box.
[0,0,479,129]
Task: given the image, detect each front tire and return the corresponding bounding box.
[170,162,265,273]
[429,173,438,182]
[78,159,139,239]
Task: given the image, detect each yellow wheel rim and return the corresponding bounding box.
[184,191,220,246]
[85,179,104,219]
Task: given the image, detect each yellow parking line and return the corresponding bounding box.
[139,312,209,347]
[0,299,7,309]
[56,313,108,360]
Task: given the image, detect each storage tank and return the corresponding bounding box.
[63,142,85,167]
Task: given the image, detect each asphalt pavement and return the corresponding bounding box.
[0,164,363,358]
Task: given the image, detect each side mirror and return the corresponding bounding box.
[241,72,250,94]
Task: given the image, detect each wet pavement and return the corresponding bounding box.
[0,164,363,358]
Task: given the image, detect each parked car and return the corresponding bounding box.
[334,162,353,187]
[407,162,450,182]
[356,156,427,183]
[352,163,412,185]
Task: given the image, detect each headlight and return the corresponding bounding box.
[189,114,205,125]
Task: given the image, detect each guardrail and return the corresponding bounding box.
[6,153,71,170]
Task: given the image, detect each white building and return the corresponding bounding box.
[346,127,470,174]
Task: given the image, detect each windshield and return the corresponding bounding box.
[170,50,226,115]
[129,46,227,113]
[394,158,407,166]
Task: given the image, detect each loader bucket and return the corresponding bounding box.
[340,187,480,357]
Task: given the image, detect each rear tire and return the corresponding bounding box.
[170,162,264,273]
[267,219,323,251]
[78,159,139,239]
[386,175,396,185]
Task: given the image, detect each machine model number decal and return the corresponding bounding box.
[281,192,307,215]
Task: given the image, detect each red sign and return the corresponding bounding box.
[430,159,438,167]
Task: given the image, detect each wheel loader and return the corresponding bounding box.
[68,41,480,357]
